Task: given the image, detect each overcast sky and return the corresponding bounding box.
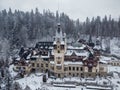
[0,0,120,21]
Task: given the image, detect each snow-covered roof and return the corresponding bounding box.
[41,55,49,58]
[64,61,83,65]
[61,41,65,44]
[26,53,31,60]
[67,45,86,50]
[16,57,21,61]
[99,60,108,64]
[40,52,50,59]
[31,55,39,58]
[94,45,101,50]
[65,50,89,57]
[100,56,111,61]
[53,41,56,45]
[49,46,53,49]
[50,61,83,65]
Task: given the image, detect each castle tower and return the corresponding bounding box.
[53,23,67,78]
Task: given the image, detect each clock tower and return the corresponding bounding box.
[53,23,67,78]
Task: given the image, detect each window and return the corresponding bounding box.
[96,69,97,72]
[56,66,62,70]
[37,63,39,67]
[80,67,83,71]
[58,57,61,59]
[88,68,92,72]
[32,63,35,67]
[81,73,83,77]
[58,50,60,53]
[41,64,43,67]
[77,73,79,76]
[16,67,20,70]
[23,67,26,69]
[89,74,91,77]
[57,61,61,64]
[58,74,60,77]
[69,67,71,70]
[56,57,61,60]
[73,67,75,70]
[77,67,79,71]
[54,45,57,49]
[51,66,54,70]
[46,64,48,67]
[64,67,68,71]
[61,45,64,50]
[73,73,75,77]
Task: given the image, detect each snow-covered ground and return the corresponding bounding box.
[9,64,120,90]
[7,36,120,90]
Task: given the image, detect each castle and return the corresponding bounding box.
[13,23,107,78]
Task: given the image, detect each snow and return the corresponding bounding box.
[61,41,65,44]
[65,50,89,57]
[15,74,43,90]
[53,41,56,45]
[14,74,114,90]
[53,83,76,87]
[99,60,108,64]
[86,85,111,90]
[64,61,83,65]
[8,64,120,90]
[94,45,101,50]
[41,55,50,58]
[100,56,112,61]
[50,61,83,65]
[49,46,53,49]
[108,65,120,73]
[16,57,21,61]
[67,45,86,50]
[9,65,18,78]
[31,55,39,58]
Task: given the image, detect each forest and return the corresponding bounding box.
[0,8,120,49]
